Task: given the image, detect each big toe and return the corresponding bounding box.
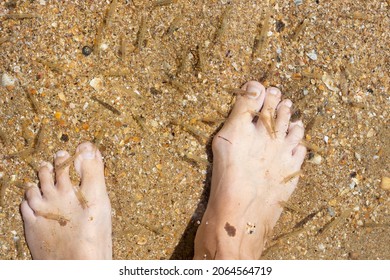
[74,142,106,196]
[228,81,266,124]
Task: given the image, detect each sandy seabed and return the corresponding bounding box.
[0,0,389,259]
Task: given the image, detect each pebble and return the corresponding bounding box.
[82,46,93,56]
[294,0,303,5]
[100,43,109,51]
[327,207,335,217]
[348,252,359,260]
[150,120,158,128]
[54,112,62,119]
[323,135,329,144]
[318,243,325,251]
[1,73,17,89]
[381,177,390,190]
[354,152,361,161]
[60,134,69,142]
[58,92,66,101]
[366,128,375,138]
[89,77,103,91]
[232,62,239,71]
[328,199,337,207]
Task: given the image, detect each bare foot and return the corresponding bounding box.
[194,81,306,259]
[21,142,112,259]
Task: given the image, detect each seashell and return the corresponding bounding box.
[309,154,322,165]
[322,72,339,92]
[89,77,103,91]
[1,73,17,90]
[306,50,317,60]
[136,236,147,245]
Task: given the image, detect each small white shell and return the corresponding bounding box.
[89,77,103,91]
[306,50,317,60]
[309,154,322,165]
[1,73,17,88]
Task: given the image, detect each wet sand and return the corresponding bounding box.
[0,0,389,259]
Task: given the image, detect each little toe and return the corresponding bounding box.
[38,162,55,195]
[228,81,265,124]
[21,200,37,223]
[74,142,106,195]
[275,99,292,139]
[54,150,73,191]
[292,144,307,166]
[286,120,305,147]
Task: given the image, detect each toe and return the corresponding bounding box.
[286,120,305,147]
[275,99,292,139]
[54,150,73,191]
[228,81,265,124]
[38,162,54,195]
[24,183,43,211]
[292,144,307,165]
[74,142,106,196]
[256,87,282,133]
[21,200,36,223]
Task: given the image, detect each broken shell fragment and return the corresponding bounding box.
[306,50,317,61]
[89,77,103,91]
[322,72,339,92]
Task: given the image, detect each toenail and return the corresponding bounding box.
[55,150,67,158]
[40,161,53,171]
[284,100,293,108]
[268,87,280,95]
[292,120,304,127]
[80,146,96,160]
[246,85,263,99]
